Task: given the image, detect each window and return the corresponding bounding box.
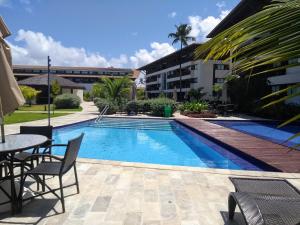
[215,64,229,70]
[190,65,196,70]
[288,58,300,65]
[216,78,225,83]
[272,85,280,92]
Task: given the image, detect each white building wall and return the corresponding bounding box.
[268,65,300,105]
[145,59,231,101]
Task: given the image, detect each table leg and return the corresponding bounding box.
[9,152,17,214]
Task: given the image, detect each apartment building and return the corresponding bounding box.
[207,0,300,104]
[139,43,230,101]
[13,65,139,91]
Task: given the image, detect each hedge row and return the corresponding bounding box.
[126,98,177,117]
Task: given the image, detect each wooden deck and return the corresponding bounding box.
[176,119,300,173]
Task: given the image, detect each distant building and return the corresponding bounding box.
[13,65,139,91]
[18,74,85,104]
[208,0,300,104]
[139,43,230,101]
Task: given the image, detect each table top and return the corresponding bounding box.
[0,134,48,154]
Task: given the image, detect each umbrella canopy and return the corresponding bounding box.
[173,87,178,102]
[0,16,25,142]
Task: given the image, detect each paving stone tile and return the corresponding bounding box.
[123,212,142,225]
[91,196,112,212]
[0,159,298,225]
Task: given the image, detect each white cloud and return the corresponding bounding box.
[168,11,177,18]
[9,29,176,70]
[130,42,176,68]
[131,32,138,36]
[10,29,122,67]
[188,10,230,41]
[216,1,226,10]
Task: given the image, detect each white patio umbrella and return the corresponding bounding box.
[0,17,25,143]
[173,87,178,102]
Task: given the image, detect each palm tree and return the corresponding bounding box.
[100,77,131,102]
[168,24,195,99]
[195,0,300,143]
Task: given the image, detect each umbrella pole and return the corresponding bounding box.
[0,97,5,143]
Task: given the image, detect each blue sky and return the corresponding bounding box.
[0,0,239,68]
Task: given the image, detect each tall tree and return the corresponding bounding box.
[168,24,195,99]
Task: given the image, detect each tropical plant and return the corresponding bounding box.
[51,79,61,98]
[179,102,209,113]
[195,0,300,144]
[212,84,223,101]
[187,87,206,102]
[137,88,145,100]
[168,24,195,97]
[96,77,131,102]
[94,98,118,115]
[19,85,41,106]
[91,83,105,99]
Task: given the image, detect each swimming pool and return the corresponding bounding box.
[209,120,300,148]
[52,118,262,170]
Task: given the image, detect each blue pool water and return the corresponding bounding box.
[52,119,262,170]
[210,120,300,148]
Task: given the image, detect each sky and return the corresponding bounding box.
[0,0,239,69]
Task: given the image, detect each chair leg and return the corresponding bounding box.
[74,164,80,194]
[59,176,65,213]
[42,175,46,192]
[228,194,237,220]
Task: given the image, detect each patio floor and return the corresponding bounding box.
[0,159,299,225]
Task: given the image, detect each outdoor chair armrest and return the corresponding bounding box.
[23,154,63,162]
[0,160,10,166]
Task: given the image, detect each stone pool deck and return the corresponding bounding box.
[1,159,300,225]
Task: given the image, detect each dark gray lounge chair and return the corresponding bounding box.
[228,177,300,225]
[20,133,84,213]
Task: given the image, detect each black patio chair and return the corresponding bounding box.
[228,177,300,225]
[0,160,14,213]
[14,126,53,164]
[0,155,9,178]
[20,133,84,213]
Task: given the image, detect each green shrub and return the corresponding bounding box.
[53,93,81,109]
[126,101,138,114]
[137,100,151,113]
[83,91,92,101]
[148,98,177,117]
[94,98,118,115]
[179,101,209,113]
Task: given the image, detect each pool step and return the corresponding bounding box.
[89,118,175,131]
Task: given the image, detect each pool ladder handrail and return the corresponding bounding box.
[95,105,109,124]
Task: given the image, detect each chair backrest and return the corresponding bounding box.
[60,133,84,174]
[20,126,53,148]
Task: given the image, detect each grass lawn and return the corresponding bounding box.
[18,104,82,112]
[4,112,70,124]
